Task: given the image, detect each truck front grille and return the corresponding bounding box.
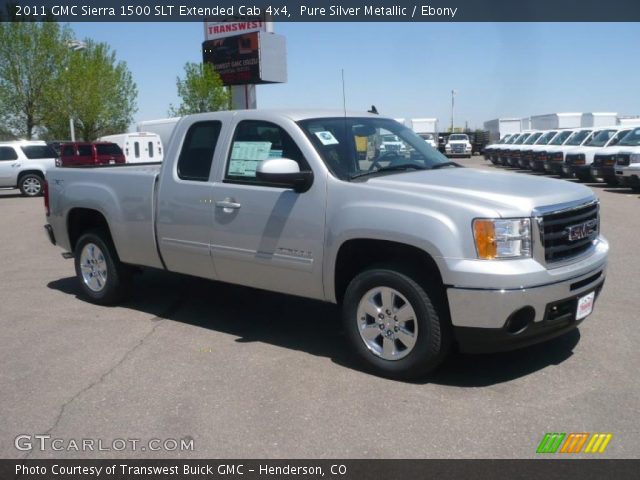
[540,202,599,263]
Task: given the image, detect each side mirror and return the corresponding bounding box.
[256,159,314,193]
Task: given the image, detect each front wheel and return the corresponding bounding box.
[19,173,44,197]
[342,267,450,379]
[74,230,131,305]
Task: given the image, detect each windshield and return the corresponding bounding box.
[420,133,434,140]
[548,130,573,146]
[20,145,57,159]
[522,132,542,145]
[381,134,400,143]
[298,117,450,180]
[585,129,617,147]
[96,143,123,155]
[565,129,592,146]
[618,128,640,147]
[534,131,558,145]
[608,130,631,147]
[449,134,468,141]
[509,134,526,144]
[498,135,511,144]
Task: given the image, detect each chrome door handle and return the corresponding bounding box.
[215,199,241,210]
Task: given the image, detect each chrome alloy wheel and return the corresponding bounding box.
[79,243,108,292]
[22,177,41,196]
[356,286,418,360]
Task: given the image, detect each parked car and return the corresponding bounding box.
[519,130,560,171]
[590,127,640,187]
[522,129,575,170]
[483,134,513,161]
[605,127,640,187]
[0,140,57,196]
[445,134,472,158]
[543,129,594,175]
[563,127,631,182]
[58,142,125,167]
[500,131,541,167]
[44,110,608,380]
[492,132,531,165]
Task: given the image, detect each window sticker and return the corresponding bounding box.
[229,141,272,177]
[314,131,339,146]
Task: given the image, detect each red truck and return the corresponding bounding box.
[58,142,125,167]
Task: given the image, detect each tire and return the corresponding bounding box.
[19,173,44,197]
[74,229,131,305]
[342,266,450,380]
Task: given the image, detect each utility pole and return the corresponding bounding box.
[450,89,457,133]
[65,40,87,141]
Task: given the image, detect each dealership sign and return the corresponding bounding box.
[204,20,269,40]
[202,31,286,86]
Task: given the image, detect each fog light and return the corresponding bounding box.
[505,306,535,334]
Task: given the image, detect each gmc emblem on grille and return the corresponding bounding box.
[565,219,597,241]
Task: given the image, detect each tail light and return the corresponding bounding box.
[43,180,50,216]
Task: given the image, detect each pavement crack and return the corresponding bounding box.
[21,298,185,459]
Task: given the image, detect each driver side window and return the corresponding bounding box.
[224,120,307,186]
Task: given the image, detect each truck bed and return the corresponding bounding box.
[46,164,164,269]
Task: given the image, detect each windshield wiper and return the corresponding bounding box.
[350,163,426,180]
[430,161,461,170]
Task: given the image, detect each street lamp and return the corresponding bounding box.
[450,89,457,133]
[65,40,87,141]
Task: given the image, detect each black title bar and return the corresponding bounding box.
[2,0,640,22]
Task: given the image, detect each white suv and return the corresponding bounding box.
[0,141,57,196]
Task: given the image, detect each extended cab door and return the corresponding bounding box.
[155,120,224,280]
[209,118,327,300]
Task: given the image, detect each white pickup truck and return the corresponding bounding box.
[613,127,640,190]
[44,110,608,379]
[445,134,472,158]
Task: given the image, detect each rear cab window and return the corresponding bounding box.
[224,120,307,186]
[177,121,222,181]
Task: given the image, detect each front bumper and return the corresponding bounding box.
[563,164,591,177]
[616,167,640,187]
[590,165,617,181]
[544,161,564,174]
[449,267,606,353]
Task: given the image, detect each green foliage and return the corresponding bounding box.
[0,20,71,139]
[169,62,230,116]
[0,18,137,141]
[44,40,138,141]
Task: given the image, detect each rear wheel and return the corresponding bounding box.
[19,173,44,197]
[74,230,131,305]
[342,266,450,379]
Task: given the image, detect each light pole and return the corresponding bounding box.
[450,89,457,133]
[65,40,87,141]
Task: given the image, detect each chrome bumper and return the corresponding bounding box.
[447,264,606,330]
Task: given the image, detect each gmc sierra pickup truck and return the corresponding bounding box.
[44,110,609,379]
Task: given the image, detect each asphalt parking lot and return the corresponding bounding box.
[1,156,638,459]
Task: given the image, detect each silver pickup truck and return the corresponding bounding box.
[44,110,608,379]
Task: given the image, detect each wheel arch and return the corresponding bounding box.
[332,238,446,306]
[66,208,114,254]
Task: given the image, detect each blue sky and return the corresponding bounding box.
[70,22,640,130]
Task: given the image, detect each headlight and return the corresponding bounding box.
[473,218,532,259]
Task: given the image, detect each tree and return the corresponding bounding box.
[43,40,138,140]
[169,62,230,116]
[0,19,72,139]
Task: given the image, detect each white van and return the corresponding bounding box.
[98,132,163,163]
